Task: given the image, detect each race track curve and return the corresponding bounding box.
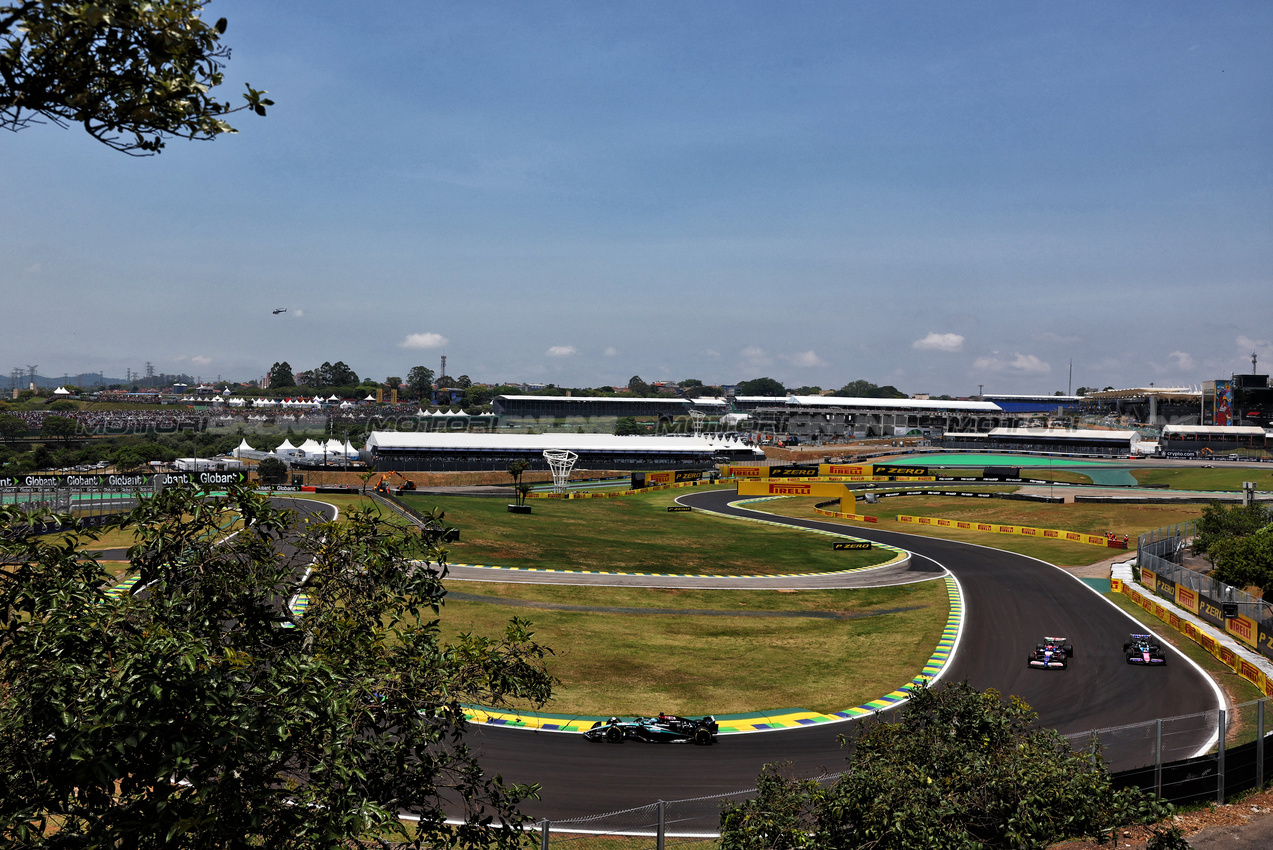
[461,488,1221,820]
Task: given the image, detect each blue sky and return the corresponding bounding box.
[3,1,1271,394]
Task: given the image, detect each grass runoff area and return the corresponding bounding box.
[1130,465,1273,491]
[398,486,896,575]
[759,496,1204,567]
[436,579,948,716]
[283,489,944,717]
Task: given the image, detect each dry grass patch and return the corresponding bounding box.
[437,579,948,716]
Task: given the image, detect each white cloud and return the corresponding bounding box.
[400,332,449,350]
[292,308,304,318]
[1236,335,1273,364]
[25,263,41,274]
[972,352,1051,374]
[603,347,619,357]
[702,349,721,358]
[781,350,826,368]
[740,346,772,368]
[912,332,965,353]
[546,345,577,357]
[191,355,212,366]
[1168,351,1195,371]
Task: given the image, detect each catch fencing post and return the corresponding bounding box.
[1217,709,1227,804]
[1259,700,1266,790]
[1155,719,1163,798]
[657,799,666,850]
[539,819,549,850]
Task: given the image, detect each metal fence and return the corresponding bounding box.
[534,785,835,850]
[533,702,1273,843]
[1064,699,1273,806]
[1138,519,1273,637]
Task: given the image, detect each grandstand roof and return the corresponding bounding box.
[364,432,758,455]
[775,395,1001,412]
[990,427,1140,442]
[1162,424,1266,437]
[1084,387,1200,401]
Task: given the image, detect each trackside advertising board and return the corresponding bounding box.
[736,480,857,499]
[896,515,1126,548]
[2,471,249,489]
[632,470,705,488]
[1138,562,1268,658]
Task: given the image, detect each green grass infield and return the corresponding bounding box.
[398,488,897,576]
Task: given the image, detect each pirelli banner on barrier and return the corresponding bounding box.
[635,470,705,488]
[872,464,929,477]
[1138,562,1269,659]
[820,463,870,476]
[896,515,1124,548]
[723,465,768,479]
[767,465,820,478]
[2,471,249,489]
[737,480,856,500]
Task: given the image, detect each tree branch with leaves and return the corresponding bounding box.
[0,487,554,848]
[1,0,272,154]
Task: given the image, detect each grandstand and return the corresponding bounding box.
[940,427,1141,456]
[362,432,763,472]
[1159,424,1269,458]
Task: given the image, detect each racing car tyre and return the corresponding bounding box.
[605,725,623,743]
[693,728,713,746]
[1063,643,1074,657]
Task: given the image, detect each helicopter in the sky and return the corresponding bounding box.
[272,308,287,315]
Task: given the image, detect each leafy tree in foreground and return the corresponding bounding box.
[0,487,553,848]
[720,681,1171,850]
[0,0,272,154]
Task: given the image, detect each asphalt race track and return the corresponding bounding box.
[462,488,1222,820]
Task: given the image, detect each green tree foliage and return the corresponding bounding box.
[835,380,908,399]
[462,384,495,409]
[0,0,271,154]
[627,375,652,396]
[112,440,166,471]
[407,366,436,399]
[317,360,358,388]
[0,487,553,848]
[0,412,25,443]
[1193,502,1271,557]
[720,681,1171,850]
[736,377,786,396]
[385,375,402,390]
[255,455,287,484]
[613,416,642,436]
[268,361,295,389]
[38,413,78,443]
[507,459,531,507]
[1192,500,1273,597]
